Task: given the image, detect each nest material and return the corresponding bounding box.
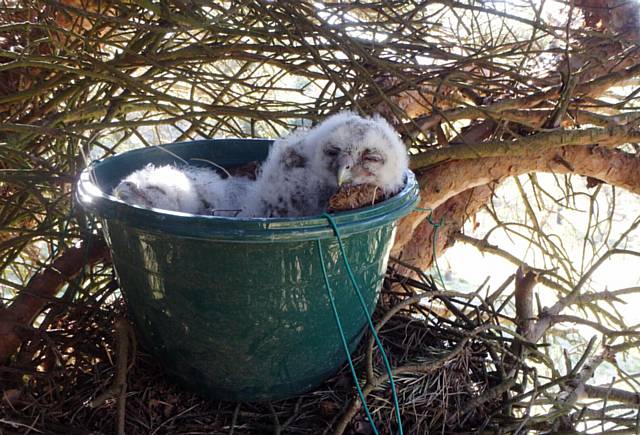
[327,184,386,212]
[0,268,513,435]
[227,161,261,180]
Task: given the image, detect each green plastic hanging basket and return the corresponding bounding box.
[76,139,419,401]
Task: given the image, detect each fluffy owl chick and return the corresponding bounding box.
[248,111,409,217]
[306,111,409,195]
[112,164,244,215]
[242,129,317,217]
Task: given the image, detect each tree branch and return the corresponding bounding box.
[584,385,640,407]
[410,125,640,170]
[0,236,110,362]
[392,184,493,266]
[394,145,640,257]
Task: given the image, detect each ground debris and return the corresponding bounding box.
[0,264,588,434]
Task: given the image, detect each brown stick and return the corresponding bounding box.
[412,61,640,131]
[88,319,131,435]
[410,125,640,169]
[514,267,538,340]
[0,236,110,362]
[557,343,614,409]
[504,267,540,373]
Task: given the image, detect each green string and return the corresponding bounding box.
[414,207,447,290]
[315,239,380,435]
[320,213,404,435]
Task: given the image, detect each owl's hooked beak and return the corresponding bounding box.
[337,156,355,186]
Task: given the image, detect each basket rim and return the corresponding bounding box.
[75,138,420,241]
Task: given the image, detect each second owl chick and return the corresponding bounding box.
[113,164,251,216]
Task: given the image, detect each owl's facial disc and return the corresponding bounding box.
[347,148,387,185]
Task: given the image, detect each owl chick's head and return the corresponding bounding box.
[306,111,409,194]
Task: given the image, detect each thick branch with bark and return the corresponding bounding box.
[0,237,110,362]
[394,145,640,262]
[394,184,493,268]
[410,125,640,169]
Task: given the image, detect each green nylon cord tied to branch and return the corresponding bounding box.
[415,207,447,291]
